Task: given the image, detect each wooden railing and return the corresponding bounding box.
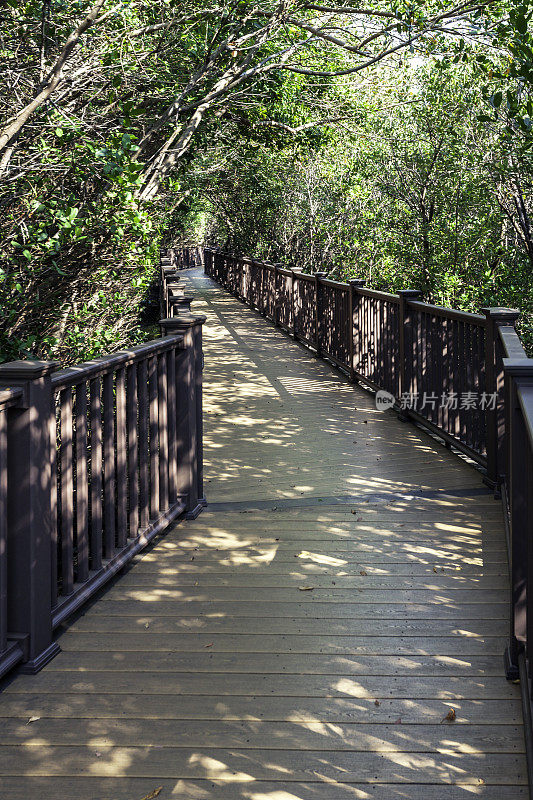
[205,248,519,476]
[0,252,205,678]
[204,247,533,751]
[161,246,203,271]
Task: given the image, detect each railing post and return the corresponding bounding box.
[482,308,520,489]
[503,358,533,680]
[349,279,366,382]
[160,315,207,519]
[291,269,301,338]
[398,289,423,415]
[315,272,328,355]
[0,360,61,673]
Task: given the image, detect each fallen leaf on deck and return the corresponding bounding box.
[360,570,367,576]
[441,707,456,723]
[433,567,438,573]
[144,623,150,629]
[299,586,314,591]
[26,716,40,724]
[374,700,380,706]
[139,788,163,800]
[204,643,214,648]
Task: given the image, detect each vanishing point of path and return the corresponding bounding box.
[0,268,526,799]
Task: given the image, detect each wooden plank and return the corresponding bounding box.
[158,538,507,554]
[84,588,509,605]
[0,746,524,783]
[54,630,510,656]
[130,559,507,576]
[4,672,520,698]
[130,549,506,565]
[0,718,524,752]
[116,571,510,589]
[0,778,525,800]
[44,650,507,677]
[73,597,510,620]
[0,694,521,725]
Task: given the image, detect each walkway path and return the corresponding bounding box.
[0,269,526,799]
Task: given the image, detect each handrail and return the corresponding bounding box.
[500,324,528,359]
[0,251,206,679]
[408,299,486,325]
[51,335,184,389]
[0,386,23,410]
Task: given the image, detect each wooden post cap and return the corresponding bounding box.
[0,360,59,379]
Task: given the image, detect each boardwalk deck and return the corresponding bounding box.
[0,268,526,799]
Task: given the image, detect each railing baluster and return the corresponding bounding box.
[158,353,169,512]
[75,383,89,582]
[127,364,139,538]
[90,378,102,570]
[103,372,115,558]
[149,356,159,518]
[50,398,58,606]
[138,360,150,527]
[167,349,177,504]
[116,369,127,548]
[60,388,74,595]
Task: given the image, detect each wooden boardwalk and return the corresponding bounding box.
[0,268,526,799]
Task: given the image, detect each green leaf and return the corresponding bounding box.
[516,15,528,34]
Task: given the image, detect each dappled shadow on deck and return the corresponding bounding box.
[0,269,525,799]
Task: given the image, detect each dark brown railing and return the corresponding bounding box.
[203,246,533,768]
[205,248,517,473]
[0,251,205,678]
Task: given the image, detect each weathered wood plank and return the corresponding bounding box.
[43,650,508,677]
[117,571,510,589]
[0,718,524,752]
[0,746,525,783]
[0,778,526,800]
[0,694,522,724]
[55,631,509,656]
[4,672,520,699]
[80,599,509,621]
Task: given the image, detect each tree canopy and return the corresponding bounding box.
[1,0,533,361]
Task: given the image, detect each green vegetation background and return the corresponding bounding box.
[2,0,533,363]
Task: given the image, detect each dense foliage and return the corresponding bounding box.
[1,0,533,362]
